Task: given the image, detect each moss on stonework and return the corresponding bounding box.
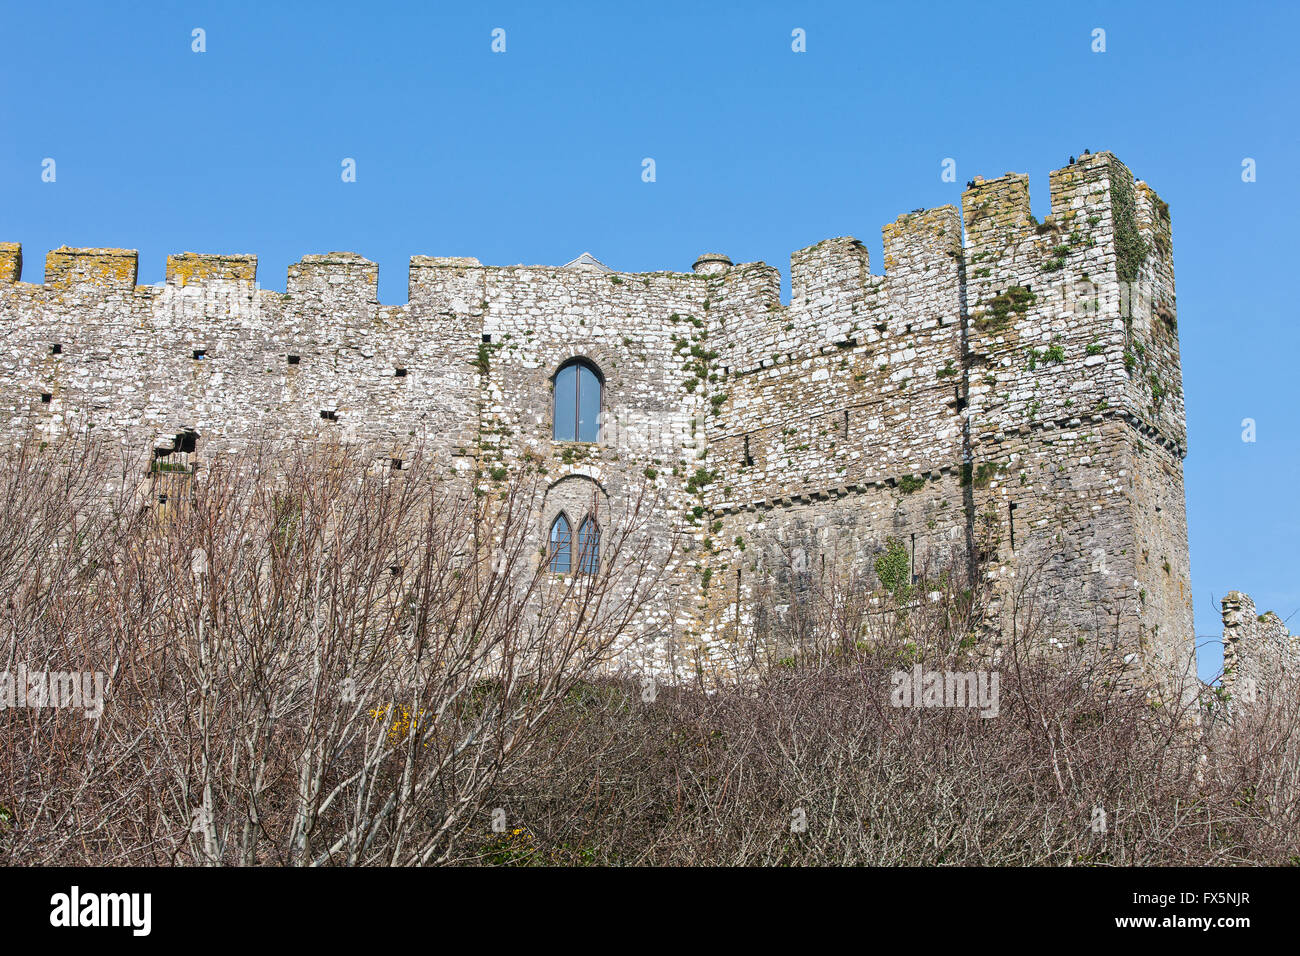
[960,461,1003,489]
[1109,167,1149,283]
[1149,373,1168,409]
[686,467,717,493]
[898,474,925,494]
[976,285,1036,333]
[875,537,912,601]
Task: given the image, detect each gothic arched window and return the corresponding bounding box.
[576,516,600,574]
[553,360,602,442]
[548,513,572,573]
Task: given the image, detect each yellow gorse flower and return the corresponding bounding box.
[369,703,429,745]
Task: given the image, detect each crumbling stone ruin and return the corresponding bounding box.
[1218,592,1299,712]
[0,151,1201,680]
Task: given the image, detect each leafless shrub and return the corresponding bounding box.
[461,545,1299,866]
[1,435,1295,866]
[0,434,670,865]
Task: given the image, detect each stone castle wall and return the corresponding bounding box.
[1220,592,1300,710]
[0,151,1195,680]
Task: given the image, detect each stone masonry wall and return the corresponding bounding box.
[0,151,1197,681]
[1220,591,1300,710]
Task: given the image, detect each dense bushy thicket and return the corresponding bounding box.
[1,436,1295,866]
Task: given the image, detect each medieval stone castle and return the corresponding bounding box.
[1,149,1282,691]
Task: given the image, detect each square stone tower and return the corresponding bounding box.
[960,152,1190,676]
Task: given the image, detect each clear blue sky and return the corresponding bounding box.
[2,1,1296,679]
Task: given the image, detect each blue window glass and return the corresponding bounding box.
[575,365,600,442]
[553,365,577,440]
[553,360,601,442]
[548,514,571,573]
[577,516,599,574]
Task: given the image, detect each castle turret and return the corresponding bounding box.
[692,253,732,276]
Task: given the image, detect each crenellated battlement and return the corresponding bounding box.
[0,149,1194,681]
[44,246,139,289]
[963,171,1034,246]
[166,253,258,286]
[0,243,21,284]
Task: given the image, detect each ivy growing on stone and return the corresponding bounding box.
[1109,166,1149,283]
[874,537,912,601]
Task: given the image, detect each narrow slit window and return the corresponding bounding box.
[577,516,600,574]
[287,354,300,365]
[548,514,572,573]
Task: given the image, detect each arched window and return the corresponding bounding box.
[553,360,602,442]
[548,513,572,573]
[576,516,600,574]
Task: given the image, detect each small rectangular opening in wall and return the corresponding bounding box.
[734,568,743,633]
[193,349,206,360]
[390,458,402,470]
[40,393,51,404]
[482,334,491,344]
[287,354,300,365]
[395,367,407,377]
[743,435,754,467]
[1009,501,1017,551]
[389,565,402,576]
[51,344,61,355]
[321,409,337,421]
